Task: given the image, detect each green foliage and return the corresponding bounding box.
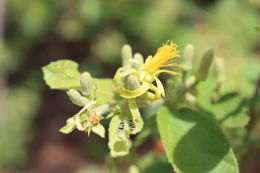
[197,79,249,128]
[42,59,116,105]
[2,0,260,171]
[42,60,81,90]
[0,85,41,168]
[59,117,76,134]
[138,153,172,173]
[95,79,115,106]
[255,25,260,32]
[40,42,253,172]
[157,107,239,173]
[92,123,106,138]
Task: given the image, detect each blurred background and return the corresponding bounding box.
[0,0,259,172]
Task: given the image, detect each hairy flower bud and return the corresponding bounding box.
[121,44,133,66]
[134,53,144,64]
[125,74,140,90]
[195,48,214,81]
[132,53,144,69]
[185,76,196,88]
[182,44,194,71]
[214,57,226,83]
[67,89,89,106]
[80,72,93,97]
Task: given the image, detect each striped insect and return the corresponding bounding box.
[128,118,136,132]
[117,120,126,132]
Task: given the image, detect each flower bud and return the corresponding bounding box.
[214,57,226,83]
[185,92,197,104]
[125,74,140,90]
[80,72,93,97]
[134,53,144,63]
[132,53,144,69]
[182,44,194,71]
[67,89,89,106]
[185,76,196,88]
[195,48,214,81]
[121,44,133,66]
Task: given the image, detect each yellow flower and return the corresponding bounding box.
[143,41,179,74]
[114,41,181,100]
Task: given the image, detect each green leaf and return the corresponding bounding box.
[197,79,249,128]
[240,61,260,96]
[42,60,81,90]
[139,153,172,173]
[128,99,144,134]
[156,106,239,173]
[213,93,249,128]
[108,115,131,157]
[96,78,115,106]
[59,117,76,134]
[92,123,105,138]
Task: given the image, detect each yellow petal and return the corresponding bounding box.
[154,77,165,97]
[154,69,182,76]
[119,82,150,98]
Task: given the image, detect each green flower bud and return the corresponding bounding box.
[67,89,89,106]
[195,48,214,81]
[125,74,140,90]
[134,53,144,63]
[182,44,194,71]
[121,44,133,66]
[132,53,144,69]
[214,57,226,83]
[185,75,196,88]
[80,72,93,97]
[185,92,196,104]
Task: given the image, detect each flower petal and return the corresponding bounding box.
[119,82,150,98]
[155,76,165,97]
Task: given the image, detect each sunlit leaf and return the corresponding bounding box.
[157,106,239,173]
[92,123,105,138]
[59,117,76,134]
[42,60,81,90]
[197,79,249,128]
